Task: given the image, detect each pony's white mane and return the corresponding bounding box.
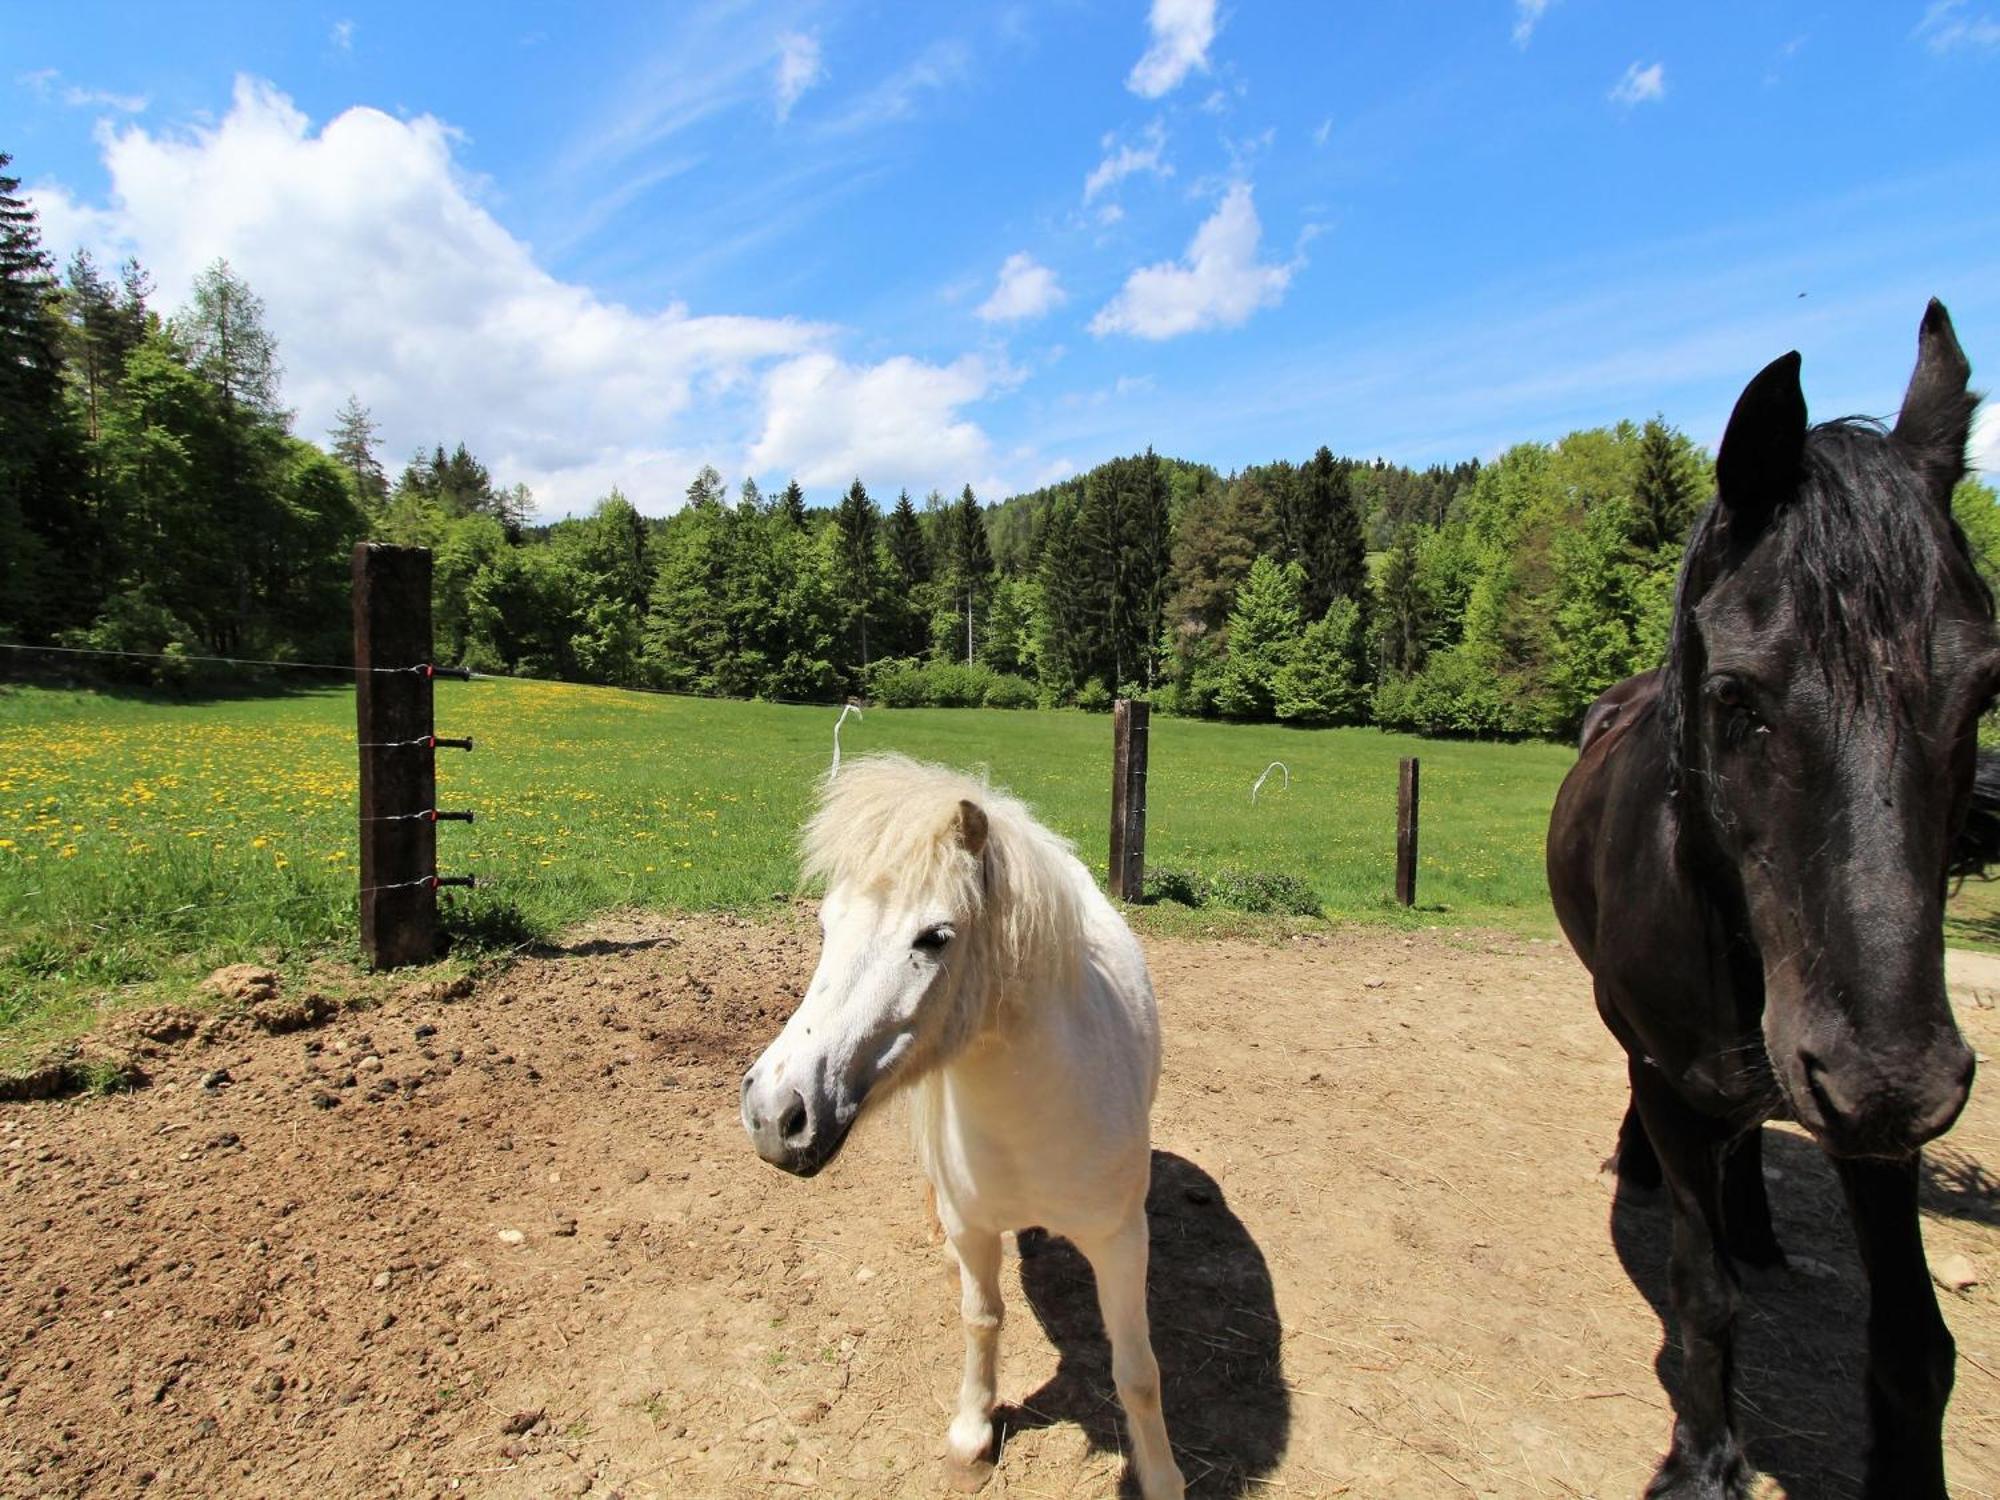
[802,754,1087,987]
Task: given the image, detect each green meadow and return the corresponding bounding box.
[4,679,1996,1060]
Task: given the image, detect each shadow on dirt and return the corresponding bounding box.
[1609,1123,1994,1500]
[1000,1150,1289,1498]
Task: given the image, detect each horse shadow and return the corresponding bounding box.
[997,1151,1289,1497]
[1611,1125,1998,1499]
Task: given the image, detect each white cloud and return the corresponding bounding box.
[27,77,852,518]
[1609,61,1666,106]
[1916,0,2000,52]
[1090,182,1296,341]
[1127,0,1217,99]
[748,352,1007,493]
[1084,119,1171,203]
[1512,0,1554,47]
[17,68,147,113]
[1312,117,1332,148]
[1973,400,2000,478]
[976,252,1066,323]
[774,31,824,121]
[331,19,355,52]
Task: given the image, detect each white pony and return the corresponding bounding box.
[741,754,1184,1499]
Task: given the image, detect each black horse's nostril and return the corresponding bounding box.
[779,1090,810,1145]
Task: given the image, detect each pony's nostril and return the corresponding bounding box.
[742,1071,754,1096]
[779,1090,810,1145]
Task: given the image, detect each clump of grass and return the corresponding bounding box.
[1145,866,1323,917]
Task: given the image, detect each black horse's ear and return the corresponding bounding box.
[1893,298,1977,501]
[1716,350,1807,537]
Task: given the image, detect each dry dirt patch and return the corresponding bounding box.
[2,915,1998,1498]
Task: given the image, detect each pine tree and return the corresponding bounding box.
[881,488,932,659]
[0,153,70,633]
[1035,488,1093,697]
[1633,416,1699,553]
[328,395,389,513]
[1375,527,1429,677]
[945,484,994,663]
[1215,556,1304,720]
[833,478,880,668]
[777,478,807,527]
[685,464,726,512]
[885,490,930,587]
[738,476,762,516]
[174,259,284,422]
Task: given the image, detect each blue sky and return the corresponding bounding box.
[7,1,1999,517]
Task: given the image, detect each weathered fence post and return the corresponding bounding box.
[1109,698,1149,903]
[354,543,437,968]
[1395,756,1420,908]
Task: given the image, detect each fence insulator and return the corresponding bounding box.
[432,735,474,752]
[432,809,475,824]
[414,663,473,681]
[433,874,477,890]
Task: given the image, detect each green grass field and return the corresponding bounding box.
[4,678,1996,1061]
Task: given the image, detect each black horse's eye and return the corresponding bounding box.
[912,925,954,953]
[1704,676,1766,748]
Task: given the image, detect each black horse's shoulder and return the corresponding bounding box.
[1578,670,1663,756]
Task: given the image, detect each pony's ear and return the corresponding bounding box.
[1893,298,1976,501]
[1716,350,1807,537]
[955,799,989,859]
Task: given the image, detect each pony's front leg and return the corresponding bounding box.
[1836,1153,1954,1499]
[1080,1211,1186,1500]
[1632,1072,1753,1500]
[943,1226,1005,1489]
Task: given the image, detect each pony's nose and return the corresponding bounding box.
[744,1078,816,1168]
[778,1091,809,1145]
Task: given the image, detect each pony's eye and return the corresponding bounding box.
[912,925,954,953]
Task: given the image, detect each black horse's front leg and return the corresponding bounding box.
[1837,1153,1956,1499]
[1632,1071,1754,1500]
[1720,1126,1784,1271]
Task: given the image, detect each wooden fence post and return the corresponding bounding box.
[1109,698,1149,903]
[1395,756,1420,908]
[354,543,437,968]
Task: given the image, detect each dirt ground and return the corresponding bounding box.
[2,915,1998,1500]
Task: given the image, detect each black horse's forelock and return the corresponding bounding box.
[1661,417,1992,796]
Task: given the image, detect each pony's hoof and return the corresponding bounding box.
[943,1455,996,1493]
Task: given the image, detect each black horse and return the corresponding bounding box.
[1547,300,1994,1499]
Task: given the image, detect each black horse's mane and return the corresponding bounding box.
[1661,417,1992,795]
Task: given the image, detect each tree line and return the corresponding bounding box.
[6,153,1996,739]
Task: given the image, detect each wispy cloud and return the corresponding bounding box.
[1084,119,1171,203]
[817,39,968,135]
[1609,61,1666,107]
[774,31,824,122]
[1127,0,1218,99]
[1090,182,1297,340]
[1312,117,1333,148]
[17,67,148,114]
[976,252,1065,323]
[1916,0,2000,53]
[1512,0,1555,48]
[330,19,355,52]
